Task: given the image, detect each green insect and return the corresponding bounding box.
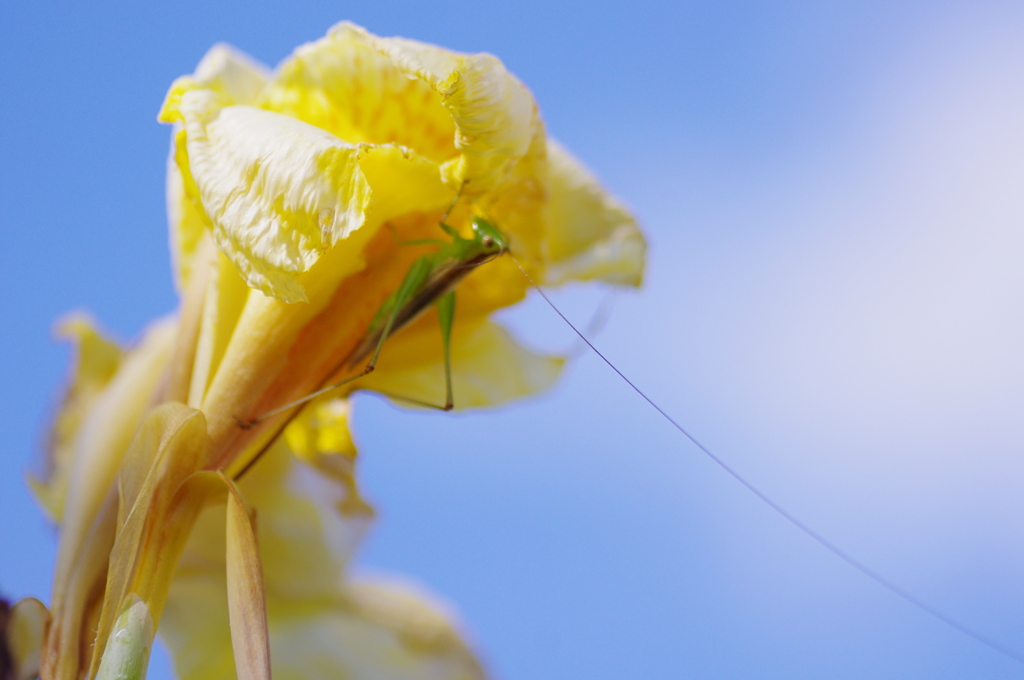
[239,208,509,428]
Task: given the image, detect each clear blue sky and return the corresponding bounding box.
[3,1,1024,678]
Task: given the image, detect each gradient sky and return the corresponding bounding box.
[3,1,1024,678]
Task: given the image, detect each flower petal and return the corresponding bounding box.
[223,477,271,680]
[90,403,211,680]
[32,314,123,522]
[161,441,485,680]
[269,577,486,680]
[361,25,538,195]
[360,316,564,409]
[186,249,252,409]
[192,44,271,107]
[162,87,373,302]
[263,22,538,195]
[43,317,177,680]
[282,398,374,518]
[167,44,271,291]
[260,24,457,164]
[541,139,646,287]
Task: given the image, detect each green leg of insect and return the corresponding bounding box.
[436,290,456,411]
[236,258,458,429]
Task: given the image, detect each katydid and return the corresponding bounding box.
[234,207,1024,667]
[237,213,508,429]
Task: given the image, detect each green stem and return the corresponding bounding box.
[95,596,153,680]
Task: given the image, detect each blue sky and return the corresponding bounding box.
[3,1,1024,678]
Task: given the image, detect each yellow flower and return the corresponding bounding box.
[32,22,645,680]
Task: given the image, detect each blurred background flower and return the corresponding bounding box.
[2,1,1023,679]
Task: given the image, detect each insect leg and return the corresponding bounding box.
[368,256,433,368]
[436,290,456,411]
[236,256,435,429]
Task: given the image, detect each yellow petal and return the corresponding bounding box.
[283,398,356,461]
[167,148,215,294]
[541,139,646,287]
[44,318,177,680]
[91,403,211,680]
[264,22,538,195]
[32,313,123,522]
[261,23,457,164]
[161,443,485,680]
[355,143,454,226]
[223,476,271,680]
[359,24,538,194]
[192,44,271,107]
[166,88,373,302]
[4,598,49,680]
[360,316,564,409]
[186,248,252,409]
[166,45,271,291]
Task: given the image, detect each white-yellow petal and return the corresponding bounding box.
[542,139,646,287]
[170,93,372,302]
[360,317,564,410]
[166,44,271,291]
[162,441,486,680]
[269,577,485,680]
[192,44,271,108]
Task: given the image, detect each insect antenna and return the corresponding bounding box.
[507,253,1024,666]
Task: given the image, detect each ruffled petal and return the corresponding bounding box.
[356,23,539,196]
[167,45,271,291]
[263,22,538,195]
[161,86,374,303]
[541,139,646,287]
[191,44,271,107]
[360,316,564,410]
[260,24,457,164]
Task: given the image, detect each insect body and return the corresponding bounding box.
[239,214,508,427]
[345,216,508,404]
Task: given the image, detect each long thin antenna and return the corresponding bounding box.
[509,254,1024,665]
